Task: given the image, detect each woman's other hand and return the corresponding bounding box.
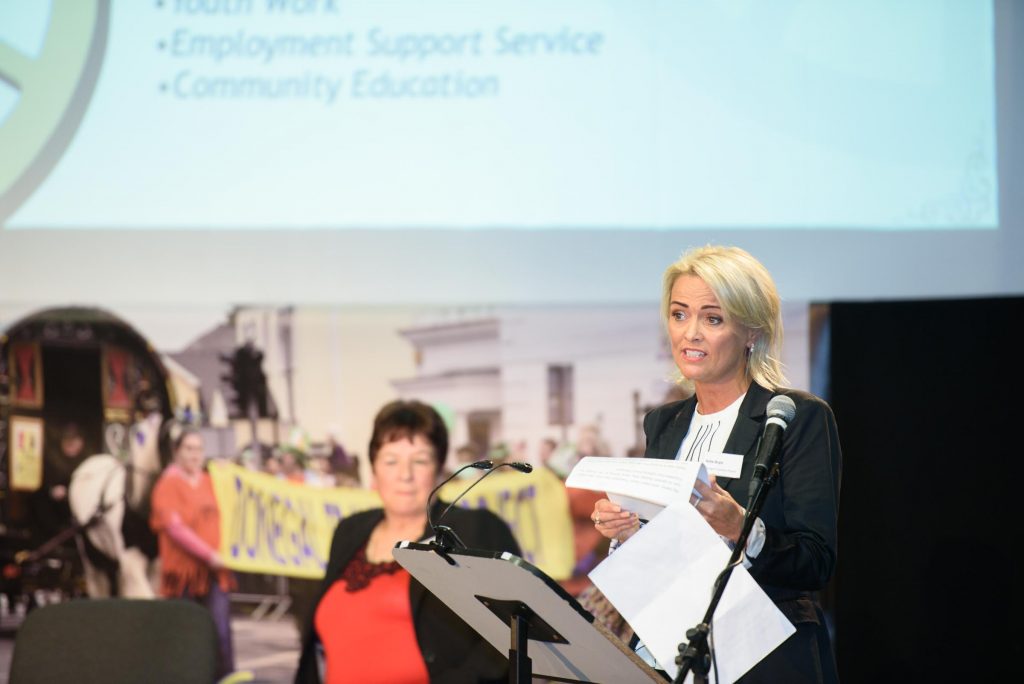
[208,551,224,570]
[591,498,640,542]
[691,475,745,543]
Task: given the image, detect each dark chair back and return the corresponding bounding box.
[8,598,219,684]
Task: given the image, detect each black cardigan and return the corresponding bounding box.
[295,504,522,683]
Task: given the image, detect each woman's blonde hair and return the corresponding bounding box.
[661,245,786,390]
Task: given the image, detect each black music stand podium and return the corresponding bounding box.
[393,542,665,684]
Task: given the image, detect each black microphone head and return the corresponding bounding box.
[767,395,797,423]
[509,462,533,473]
[470,460,494,470]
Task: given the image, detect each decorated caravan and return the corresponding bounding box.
[0,307,194,600]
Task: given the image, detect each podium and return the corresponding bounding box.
[394,542,665,683]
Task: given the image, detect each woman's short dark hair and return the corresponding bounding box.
[368,400,448,469]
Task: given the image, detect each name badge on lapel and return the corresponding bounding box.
[699,452,744,478]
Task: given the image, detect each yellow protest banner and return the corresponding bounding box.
[209,462,381,579]
[209,462,575,581]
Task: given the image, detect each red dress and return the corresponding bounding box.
[314,548,429,684]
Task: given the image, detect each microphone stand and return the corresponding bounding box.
[673,460,781,684]
[423,460,538,684]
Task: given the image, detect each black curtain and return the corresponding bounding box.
[828,297,1020,682]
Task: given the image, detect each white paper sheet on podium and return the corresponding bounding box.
[588,500,796,684]
[564,456,711,521]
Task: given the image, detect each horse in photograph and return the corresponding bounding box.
[67,413,164,598]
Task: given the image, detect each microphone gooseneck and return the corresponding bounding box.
[430,461,533,551]
[426,460,493,536]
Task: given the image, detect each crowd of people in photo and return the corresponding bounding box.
[232,422,618,503]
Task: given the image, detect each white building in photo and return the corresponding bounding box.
[392,303,813,463]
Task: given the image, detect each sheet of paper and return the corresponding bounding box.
[589,500,796,683]
[565,456,710,520]
[605,493,665,523]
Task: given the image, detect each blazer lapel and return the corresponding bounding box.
[649,385,773,496]
[720,383,772,492]
[650,398,697,460]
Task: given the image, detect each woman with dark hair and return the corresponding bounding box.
[592,245,841,683]
[150,426,236,679]
[296,400,521,684]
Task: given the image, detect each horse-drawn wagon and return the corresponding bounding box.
[1,307,182,609]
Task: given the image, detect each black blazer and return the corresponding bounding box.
[295,504,522,684]
[644,382,842,621]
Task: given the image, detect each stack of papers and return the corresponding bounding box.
[565,456,795,683]
[565,456,711,520]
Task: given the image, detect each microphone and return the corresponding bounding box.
[427,461,533,551]
[747,395,797,502]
